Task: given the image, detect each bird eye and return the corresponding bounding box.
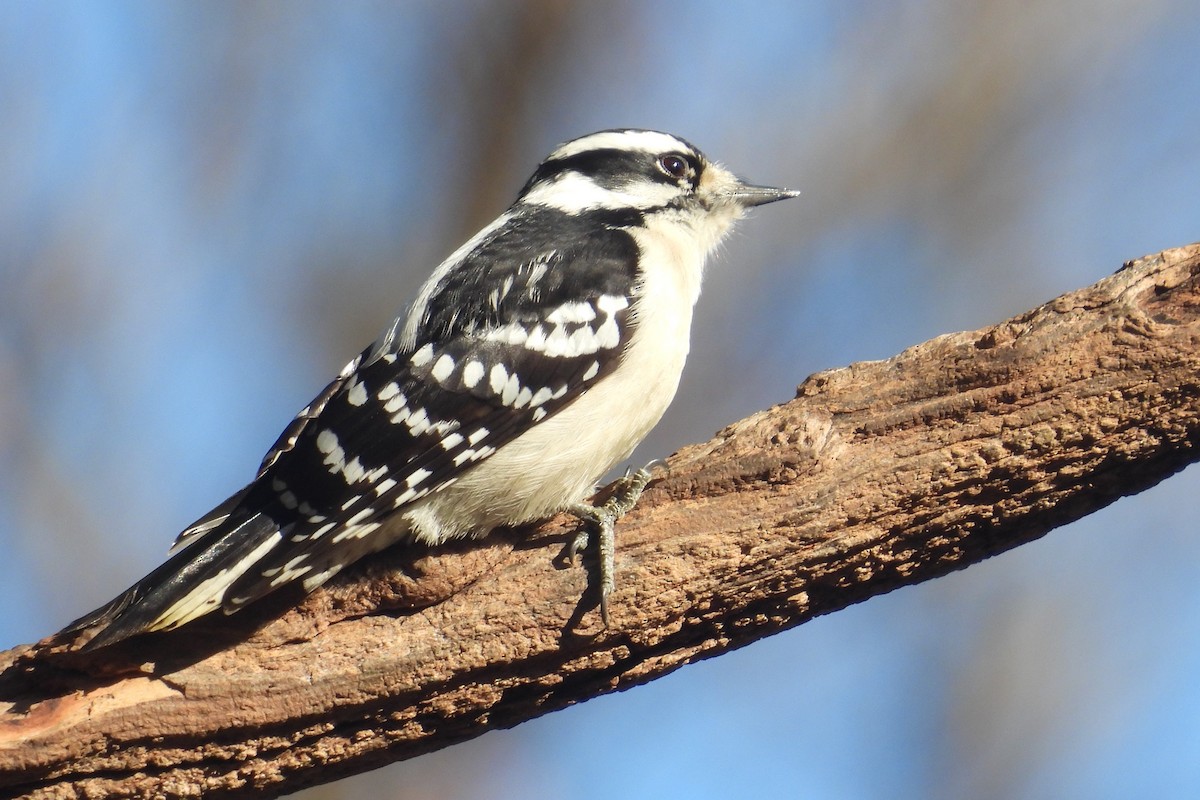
[658,154,689,179]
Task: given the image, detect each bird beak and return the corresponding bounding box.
[729,182,801,207]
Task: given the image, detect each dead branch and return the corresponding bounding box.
[2,243,1199,799]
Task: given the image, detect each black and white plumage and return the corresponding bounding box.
[63,129,798,648]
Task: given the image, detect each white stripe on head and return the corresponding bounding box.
[520,170,680,214]
[549,130,694,161]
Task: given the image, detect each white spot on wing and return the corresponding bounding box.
[406,407,430,436]
[525,325,547,350]
[547,301,596,324]
[462,360,484,388]
[505,297,625,358]
[594,317,621,349]
[484,323,527,346]
[347,378,367,407]
[489,364,508,395]
[568,326,599,355]
[392,487,419,507]
[411,343,435,367]
[302,564,345,592]
[468,427,489,445]
[431,354,456,383]
[596,294,629,315]
[343,457,365,484]
[269,554,313,587]
[543,325,572,356]
[316,429,338,454]
[593,295,628,351]
[582,361,600,381]
[501,373,520,406]
[316,429,346,474]
[331,517,383,543]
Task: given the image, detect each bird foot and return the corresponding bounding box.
[567,462,660,625]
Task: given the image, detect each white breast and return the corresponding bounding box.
[401,214,714,543]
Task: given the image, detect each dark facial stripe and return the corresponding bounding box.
[517,147,701,200]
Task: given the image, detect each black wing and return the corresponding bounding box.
[224,208,642,605]
[67,207,642,647]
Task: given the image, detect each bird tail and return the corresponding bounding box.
[59,504,285,651]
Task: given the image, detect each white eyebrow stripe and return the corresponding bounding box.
[549,130,690,160]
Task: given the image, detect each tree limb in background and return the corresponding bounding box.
[2,243,1197,799]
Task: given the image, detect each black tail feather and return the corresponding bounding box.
[59,511,283,651]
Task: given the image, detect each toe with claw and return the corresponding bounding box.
[567,463,659,625]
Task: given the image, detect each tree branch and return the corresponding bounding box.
[3,243,1199,799]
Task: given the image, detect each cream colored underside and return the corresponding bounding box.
[400,206,740,543]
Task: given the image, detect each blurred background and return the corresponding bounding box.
[3,1,1200,798]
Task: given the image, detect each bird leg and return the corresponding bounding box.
[567,463,658,625]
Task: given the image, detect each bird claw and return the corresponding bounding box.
[568,462,659,625]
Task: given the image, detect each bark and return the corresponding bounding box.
[2,243,1199,799]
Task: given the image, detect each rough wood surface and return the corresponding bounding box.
[2,243,1199,799]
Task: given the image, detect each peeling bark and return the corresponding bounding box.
[2,243,1199,799]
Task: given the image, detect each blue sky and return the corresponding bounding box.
[2,3,1200,798]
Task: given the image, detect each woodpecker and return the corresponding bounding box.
[63,129,798,649]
